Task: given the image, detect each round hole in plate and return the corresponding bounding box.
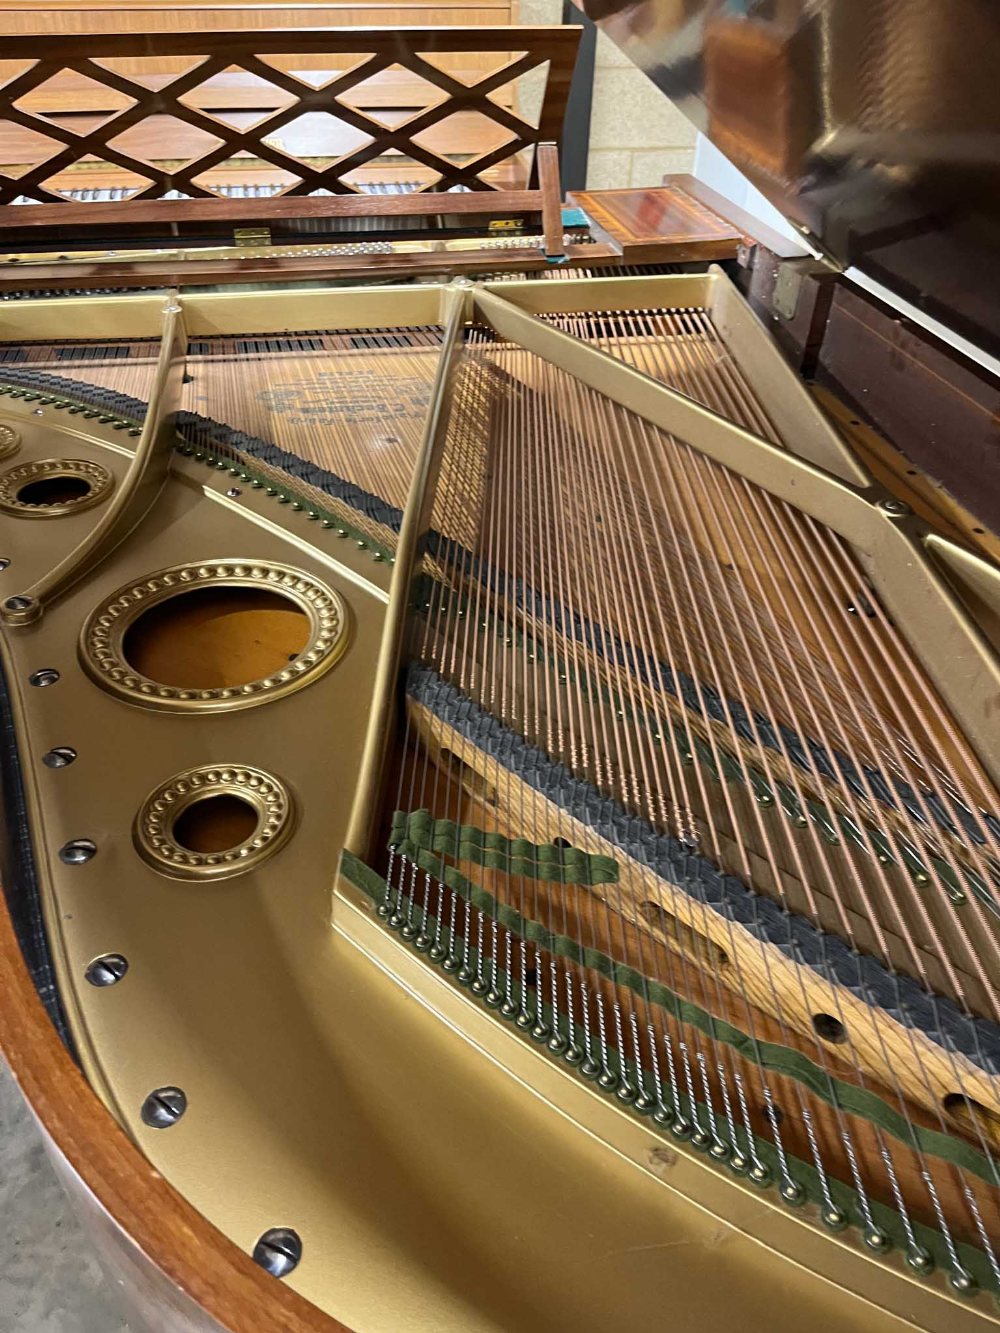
[134,763,294,880]
[0,458,112,517]
[811,1012,847,1044]
[172,792,260,855]
[17,474,92,507]
[943,1092,1000,1148]
[121,585,311,692]
[82,562,349,713]
[762,1101,784,1129]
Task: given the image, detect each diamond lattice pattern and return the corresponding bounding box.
[0,33,571,204]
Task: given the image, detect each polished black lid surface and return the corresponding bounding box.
[584,0,1000,355]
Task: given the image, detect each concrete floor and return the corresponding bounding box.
[0,1058,130,1332]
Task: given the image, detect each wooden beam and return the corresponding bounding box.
[535,141,563,261]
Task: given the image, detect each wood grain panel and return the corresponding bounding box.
[570,185,744,263]
[0,3,512,37]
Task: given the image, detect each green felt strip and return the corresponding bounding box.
[390,809,619,886]
[374,831,1000,1189]
[339,850,997,1294]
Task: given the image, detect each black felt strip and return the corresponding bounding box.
[406,661,1000,1076]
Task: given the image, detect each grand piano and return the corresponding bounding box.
[0,4,998,1331]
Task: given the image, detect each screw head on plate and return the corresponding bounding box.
[59,838,96,865]
[43,746,77,769]
[252,1228,302,1279]
[29,667,59,687]
[879,498,911,517]
[141,1086,187,1129]
[6,595,34,612]
[0,558,10,571]
[85,954,128,987]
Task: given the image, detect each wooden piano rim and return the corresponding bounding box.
[0,903,344,1332]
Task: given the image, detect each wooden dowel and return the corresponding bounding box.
[536,140,564,261]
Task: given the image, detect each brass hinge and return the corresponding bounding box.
[233,227,272,248]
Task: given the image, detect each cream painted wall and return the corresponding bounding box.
[515,0,696,189]
[586,32,696,188]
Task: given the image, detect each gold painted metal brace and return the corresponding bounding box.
[0,294,186,626]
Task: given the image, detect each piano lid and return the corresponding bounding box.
[580,0,1000,358]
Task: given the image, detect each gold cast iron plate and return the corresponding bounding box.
[78,560,349,712]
